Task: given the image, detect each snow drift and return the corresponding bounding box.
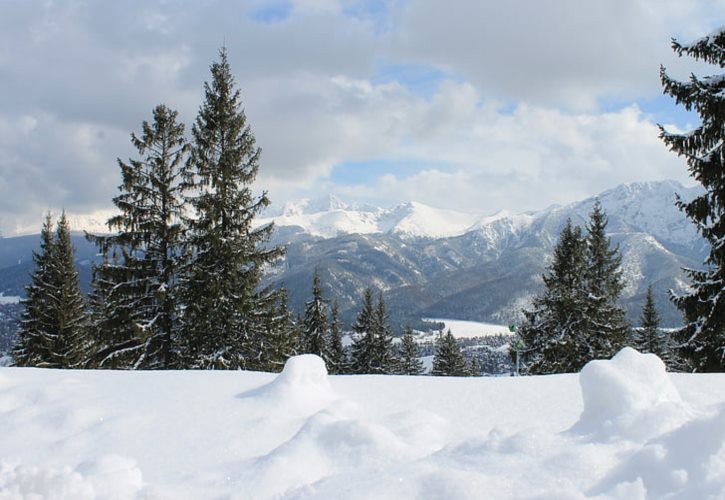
[1,350,725,498]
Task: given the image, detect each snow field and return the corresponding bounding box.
[1,350,725,498]
[420,318,512,339]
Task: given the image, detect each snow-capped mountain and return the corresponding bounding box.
[0,179,708,338]
[261,180,705,328]
[258,195,481,239]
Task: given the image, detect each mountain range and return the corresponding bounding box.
[0,180,707,344]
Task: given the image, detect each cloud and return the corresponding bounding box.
[0,0,721,234]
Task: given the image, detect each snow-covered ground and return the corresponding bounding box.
[421,318,512,339]
[0,294,20,305]
[1,349,725,499]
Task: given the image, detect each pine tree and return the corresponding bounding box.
[302,270,330,361]
[661,28,725,372]
[328,300,346,374]
[258,288,298,372]
[583,200,629,359]
[432,329,469,376]
[370,292,398,374]
[349,288,376,373]
[13,214,57,366]
[13,213,89,368]
[88,104,188,369]
[398,325,424,375]
[51,211,90,367]
[519,219,589,374]
[179,48,284,369]
[631,285,669,360]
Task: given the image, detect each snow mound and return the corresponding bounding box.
[571,347,690,441]
[0,455,145,500]
[246,355,335,414]
[594,403,725,498]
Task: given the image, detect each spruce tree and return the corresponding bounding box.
[179,48,283,369]
[583,200,629,359]
[432,329,469,376]
[398,325,424,375]
[13,213,89,368]
[519,219,589,374]
[631,285,668,360]
[13,214,57,366]
[51,211,90,367]
[370,292,398,374]
[328,300,346,374]
[302,270,330,362]
[259,288,298,372]
[88,104,188,369]
[661,28,725,372]
[349,288,376,373]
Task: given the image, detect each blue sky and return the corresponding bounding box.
[0,0,723,234]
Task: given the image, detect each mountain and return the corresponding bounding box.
[262,180,705,329]
[0,180,707,346]
[258,195,481,239]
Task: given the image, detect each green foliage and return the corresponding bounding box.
[88,105,188,369]
[432,329,469,377]
[630,285,672,366]
[398,325,424,375]
[302,270,330,362]
[661,29,725,372]
[13,212,89,368]
[583,200,630,359]
[328,300,346,374]
[520,205,629,374]
[178,48,284,369]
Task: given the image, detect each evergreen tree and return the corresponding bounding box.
[88,105,188,369]
[631,285,668,360]
[328,300,346,374]
[13,214,57,366]
[302,270,329,361]
[398,325,424,375]
[370,292,398,374]
[51,211,90,367]
[179,48,283,369]
[259,288,298,372]
[349,288,376,373]
[432,329,469,376]
[519,219,589,374]
[13,213,89,368]
[583,200,629,359]
[661,28,725,372]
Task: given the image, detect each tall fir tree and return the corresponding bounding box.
[583,200,629,359]
[51,211,90,367]
[519,219,589,374]
[328,300,346,374]
[258,288,298,372]
[370,292,398,374]
[13,214,57,366]
[432,329,469,376]
[302,270,330,362]
[179,48,283,369]
[349,288,376,373]
[88,105,188,369]
[398,325,424,375]
[631,285,669,362]
[13,213,89,368]
[661,28,725,372]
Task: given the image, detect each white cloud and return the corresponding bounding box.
[0,0,720,234]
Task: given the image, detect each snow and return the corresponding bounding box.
[2,350,725,498]
[0,294,20,305]
[256,198,480,239]
[422,318,511,338]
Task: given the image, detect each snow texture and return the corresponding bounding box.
[2,351,725,498]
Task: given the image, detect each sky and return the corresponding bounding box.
[0,0,723,235]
